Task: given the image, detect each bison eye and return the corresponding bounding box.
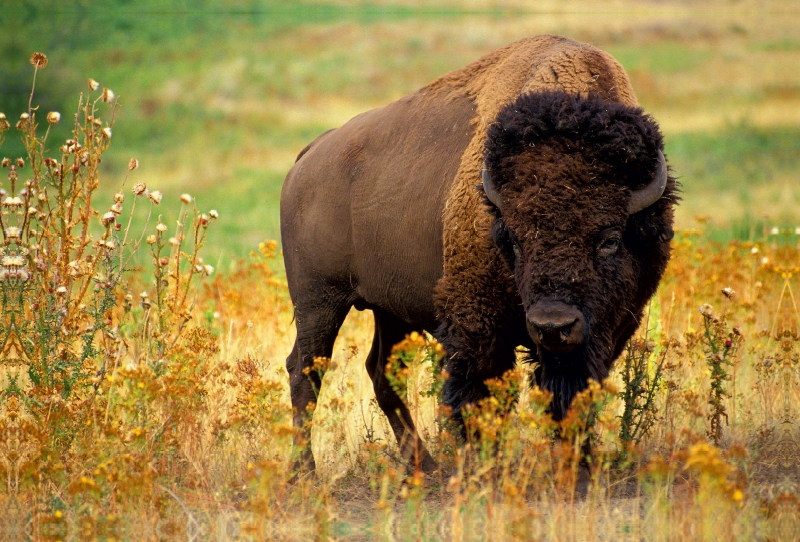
[597,233,621,256]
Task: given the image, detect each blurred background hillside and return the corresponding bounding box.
[2,0,800,265]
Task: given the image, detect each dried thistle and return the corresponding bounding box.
[30,52,48,69]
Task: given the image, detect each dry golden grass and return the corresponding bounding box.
[3,21,800,540]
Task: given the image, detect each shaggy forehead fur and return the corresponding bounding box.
[484,91,665,193]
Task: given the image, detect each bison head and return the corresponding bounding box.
[482,91,678,419]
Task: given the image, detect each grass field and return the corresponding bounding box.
[1,2,800,540]
[4,1,800,257]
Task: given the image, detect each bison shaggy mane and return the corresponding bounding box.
[486,91,668,191]
[484,91,679,250]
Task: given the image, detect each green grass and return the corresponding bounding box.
[607,42,713,74]
[667,124,800,190]
[3,5,800,261]
[200,168,286,258]
[751,37,800,51]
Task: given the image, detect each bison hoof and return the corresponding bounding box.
[418,453,438,475]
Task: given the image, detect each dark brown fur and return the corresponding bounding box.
[440,91,677,421]
[280,35,677,472]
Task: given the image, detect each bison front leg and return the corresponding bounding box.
[433,225,525,438]
[435,317,519,440]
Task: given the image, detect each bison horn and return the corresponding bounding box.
[628,150,668,215]
[481,163,503,208]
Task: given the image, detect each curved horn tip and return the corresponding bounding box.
[628,149,668,215]
[481,164,503,208]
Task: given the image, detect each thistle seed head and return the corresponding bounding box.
[30,52,48,69]
[722,287,735,299]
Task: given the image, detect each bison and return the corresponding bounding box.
[280,35,677,472]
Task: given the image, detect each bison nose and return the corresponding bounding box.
[527,301,586,353]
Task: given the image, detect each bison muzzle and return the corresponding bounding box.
[280,35,678,474]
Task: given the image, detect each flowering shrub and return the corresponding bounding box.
[0,53,226,537]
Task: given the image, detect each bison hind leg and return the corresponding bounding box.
[287,296,351,475]
[367,308,436,474]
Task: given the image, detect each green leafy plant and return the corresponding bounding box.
[699,303,742,445]
[619,338,667,449]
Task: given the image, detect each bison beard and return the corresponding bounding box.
[280,36,678,473]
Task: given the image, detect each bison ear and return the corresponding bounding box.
[481,162,503,209]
